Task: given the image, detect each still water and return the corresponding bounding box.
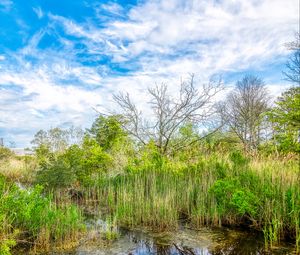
[50,224,295,255]
[15,218,296,255]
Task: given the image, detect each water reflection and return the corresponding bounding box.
[11,222,291,255]
[125,230,208,255]
[71,227,294,255]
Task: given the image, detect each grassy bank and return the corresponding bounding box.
[80,152,299,251]
[0,149,299,254]
[0,174,84,254]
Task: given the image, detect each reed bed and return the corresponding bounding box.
[83,153,299,251]
[0,175,85,254]
[1,152,298,253]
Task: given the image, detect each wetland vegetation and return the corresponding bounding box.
[0,72,299,254]
[1,0,299,253]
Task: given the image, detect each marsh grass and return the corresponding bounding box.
[2,151,298,253]
[0,175,85,254]
[0,156,37,184]
[80,153,299,251]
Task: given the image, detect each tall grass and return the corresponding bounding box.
[0,155,37,183]
[0,175,84,254]
[83,152,299,251]
[2,150,298,253]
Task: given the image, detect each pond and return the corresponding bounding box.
[47,221,295,255]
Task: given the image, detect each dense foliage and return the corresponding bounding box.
[0,174,84,254]
[267,86,300,153]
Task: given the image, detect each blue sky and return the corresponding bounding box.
[0,0,298,147]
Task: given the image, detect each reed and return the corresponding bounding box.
[84,153,299,251]
[0,175,84,254]
[0,156,37,183]
[2,151,299,253]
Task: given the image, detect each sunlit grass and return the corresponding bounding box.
[80,153,299,252]
[0,156,37,183]
[0,175,85,254]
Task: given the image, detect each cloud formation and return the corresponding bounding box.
[0,0,298,147]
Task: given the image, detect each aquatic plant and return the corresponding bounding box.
[79,152,300,252]
[0,174,84,254]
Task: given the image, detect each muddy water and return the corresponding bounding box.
[49,221,295,255]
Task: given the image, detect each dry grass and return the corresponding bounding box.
[0,156,37,183]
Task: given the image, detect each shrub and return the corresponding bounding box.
[0,175,84,253]
[210,178,260,218]
[229,151,249,169]
[36,155,76,189]
[230,190,259,217]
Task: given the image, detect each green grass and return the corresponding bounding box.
[82,152,299,251]
[1,150,299,253]
[0,174,85,254]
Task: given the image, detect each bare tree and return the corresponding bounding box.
[283,33,300,84]
[219,75,269,152]
[112,75,223,154]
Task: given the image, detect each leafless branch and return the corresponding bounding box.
[219,75,269,152]
[112,74,223,154]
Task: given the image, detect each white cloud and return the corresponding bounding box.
[100,2,123,16]
[266,83,292,102]
[0,0,298,147]
[33,7,44,19]
[47,0,297,78]
[0,68,103,146]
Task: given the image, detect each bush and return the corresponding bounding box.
[35,139,113,188]
[229,151,249,169]
[36,155,76,189]
[230,190,259,217]
[0,175,84,253]
[210,178,260,218]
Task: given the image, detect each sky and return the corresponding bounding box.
[0,0,299,148]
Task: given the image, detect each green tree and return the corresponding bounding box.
[267,87,300,153]
[79,137,112,184]
[87,115,127,151]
